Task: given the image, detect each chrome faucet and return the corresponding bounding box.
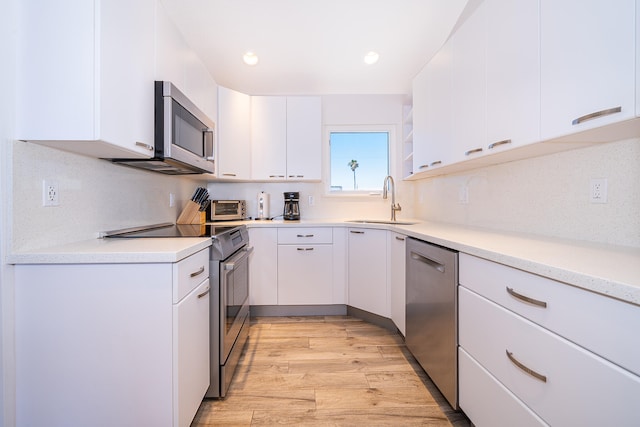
[382,175,402,222]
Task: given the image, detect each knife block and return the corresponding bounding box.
[177,201,206,224]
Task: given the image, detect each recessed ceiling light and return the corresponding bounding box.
[243,51,259,66]
[364,51,379,65]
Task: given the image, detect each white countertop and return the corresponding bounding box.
[9,219,640,306]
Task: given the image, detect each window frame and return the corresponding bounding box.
[323,124,396,197]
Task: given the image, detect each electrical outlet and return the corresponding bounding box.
[308,195,315,206]
[169,193,176,207]
[458,185,469,204]
[590,178,608,203]
[43,180,60,206]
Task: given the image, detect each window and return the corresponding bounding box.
[328,127,390,193]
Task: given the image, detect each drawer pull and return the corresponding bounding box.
[197,286,211,299]
[506,287,547,308]
[190,266,206,278]
[430,160,442,167]
[296,234,314,238]
[350,230,365,234]
[222,173,237,177]
[135,141,154,151]
[296,247,314,251]
[395,236,405,241]
[488,139,512,150]
[572,106,622,125]
[418,164,429,170]
[464,147,483,156]
[506,350,547,383]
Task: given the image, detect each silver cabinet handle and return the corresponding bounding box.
[190,266,205,278]
[350,230,364,234]
[464,148,483,156]
[488,139,512,150]
[135,141,154,151]
[418,164,429,170]
[222,173,237,177]
[288,175,304,178]
[296,234,314,238]
[197,286,211,299]
[430,161,442,167]
[296,247,314,251]
[395,236,405,241]
[506,287,547,308]
[269,175,285,178]
[506,350,547,383]
[572,106,622,125]
[410,252,444,273]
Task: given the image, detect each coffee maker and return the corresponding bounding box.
[283,192,300,220]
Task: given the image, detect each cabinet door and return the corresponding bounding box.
[413,43,453,174]
[347,228,388,316]
[217,87,252,180]
[485,0,540,151]
[286,96,322,180]
[277,245,333,304]
[251,96,287,180]
[451,2,486,161]
[174,279,210,427]
[540,0,636,139]
[17,0,155,158]
[248,228,278,305]
[389,232,406,335]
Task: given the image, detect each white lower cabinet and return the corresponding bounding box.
[14,248,210,427]
[459,269,640,426]
[347,228,389,317]
[248,227,278,305]
[277,228,333,305]
[389,232,406,335]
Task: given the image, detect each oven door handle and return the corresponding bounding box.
[224,246,254,271]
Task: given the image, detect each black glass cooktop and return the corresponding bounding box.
[104,223,237,238]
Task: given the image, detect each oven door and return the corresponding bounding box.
[220,246,252,363]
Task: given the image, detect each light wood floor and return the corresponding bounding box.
[192,316,471,426]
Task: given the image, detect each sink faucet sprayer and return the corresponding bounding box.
[382,175,401,222]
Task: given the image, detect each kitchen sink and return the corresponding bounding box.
[346,219,417,225]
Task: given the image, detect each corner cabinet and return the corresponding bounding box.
[347,228,389,317]
[251,96,322,181]
[217,86,252,180]
[14,248,211,427]
[17,0,156,159]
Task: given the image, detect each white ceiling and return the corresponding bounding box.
[160,0,469,96]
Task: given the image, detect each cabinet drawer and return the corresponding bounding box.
[459,287,640,426]
[277,227,332,244]
[459,348,548,427]
[173,248,209,303]
[459,253,640,376]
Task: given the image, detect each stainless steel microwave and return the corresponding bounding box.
[111,81,215,175]
[210,200,247,221]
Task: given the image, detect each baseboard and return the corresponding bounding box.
[250,304,348,317]
[346,306,399,333]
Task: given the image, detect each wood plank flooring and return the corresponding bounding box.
[192,316,471,426]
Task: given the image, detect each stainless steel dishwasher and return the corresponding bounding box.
[406,237,458,409]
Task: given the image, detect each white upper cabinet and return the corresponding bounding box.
[217,87,251,180]
[251,96,288,179]
[17,0,156,159]
[451,2,487,162]
[286,97,322,180]
[540,0,637,139]
[485,0,540,151]
[412,42,453,174]
[251,96,322,181]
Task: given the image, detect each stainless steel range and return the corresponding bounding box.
[103,222,251,398]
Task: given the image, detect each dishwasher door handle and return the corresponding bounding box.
[410,251,445,273]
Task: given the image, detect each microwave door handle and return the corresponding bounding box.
[204,128,215,161]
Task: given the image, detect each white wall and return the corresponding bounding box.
[413,138,640,248]
[207,94,414,221]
